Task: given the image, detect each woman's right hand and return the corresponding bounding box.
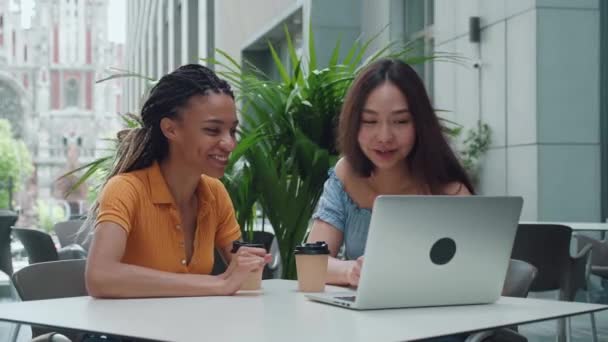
[345,256,364,287]
[222,247,271,295]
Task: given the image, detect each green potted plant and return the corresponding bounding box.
[206,27,465,278]
[459,121,491,185]
[64,27,490,280]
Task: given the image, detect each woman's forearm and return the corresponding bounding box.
[86,261,231,298]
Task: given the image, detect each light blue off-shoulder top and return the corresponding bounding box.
[311,169,372,260]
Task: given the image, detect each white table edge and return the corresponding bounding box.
[0,279,607,342]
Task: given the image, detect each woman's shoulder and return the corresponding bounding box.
[442,182,472,195]
[333,158,374,209]
[201,174,224,189]
[105,172,145,193]
[200,174,230,201]
[334,157,358,185]
[98,172,147,208]
[329,158,358,193]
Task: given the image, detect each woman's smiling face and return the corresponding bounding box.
[357,81,416,172]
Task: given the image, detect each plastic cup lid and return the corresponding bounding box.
[294,241,330,255]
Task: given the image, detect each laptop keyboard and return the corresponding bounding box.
[336,296,356,302]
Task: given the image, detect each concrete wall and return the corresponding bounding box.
[215,0,361,71]
[125,0,202,113]
[214,0,300,68]
[308,0,361,68]
[433,0,601,220]
[123,0,603,221]
[535,1,600,220]
[359,0,411,57]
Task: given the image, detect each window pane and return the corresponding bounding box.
[404,0,425,38]
[410,37,426,80]
[427,0,434,26]
[65,79,79,108]
[427,37,435,99]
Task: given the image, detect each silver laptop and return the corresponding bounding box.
[307,196,523,310]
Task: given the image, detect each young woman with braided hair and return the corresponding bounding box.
[85,64,271,298]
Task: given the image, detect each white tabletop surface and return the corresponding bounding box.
[521,221,608,231]
[0,279,605,342]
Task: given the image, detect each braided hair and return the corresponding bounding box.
[85,64,234,230]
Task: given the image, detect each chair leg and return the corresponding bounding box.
[7,282,21,342]
[585,291,599,342]
[8,323,20,342]
[566,317,572,342]
[557,317,567,342]
[555,291,566,342]
[590,313,598,342]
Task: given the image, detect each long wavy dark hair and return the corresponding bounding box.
[338,58,475,195]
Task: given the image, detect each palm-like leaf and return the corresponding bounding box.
[207,24,443,278]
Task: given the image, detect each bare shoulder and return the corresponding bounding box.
[334,157,347,180]
[335,157,375,208]
[443,182,471,196]
[334,157,356,184]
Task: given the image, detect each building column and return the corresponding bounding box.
[156,0,164,78]
[181,0,188,65]
[601,0,608,220]
[167,0,175,70]
[534,3,601,221]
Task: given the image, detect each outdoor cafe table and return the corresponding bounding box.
[520,221,608,232]
[0,279,605,341]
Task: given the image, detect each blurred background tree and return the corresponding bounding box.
[0,119,34,210]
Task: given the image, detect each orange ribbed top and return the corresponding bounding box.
[96,162,241,274]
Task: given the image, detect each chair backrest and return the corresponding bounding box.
[211,248,226,275]
[251,231,275,251]
[577,235,608,267]
[510,224,572,292]
[12,227,59,264]
[53,219,89,250]
[0,210,18,276]
[11,259,87,301]
[11,259,87,339]
[502,259,538,297]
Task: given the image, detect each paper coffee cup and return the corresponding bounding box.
[231,241,266,291]
[294,241,330,292]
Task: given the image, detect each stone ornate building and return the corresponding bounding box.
[0,0,123,221]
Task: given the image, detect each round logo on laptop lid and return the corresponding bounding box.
[430,237,457,265]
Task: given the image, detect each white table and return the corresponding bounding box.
[521,221,608,232]
[0,279,605,342]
